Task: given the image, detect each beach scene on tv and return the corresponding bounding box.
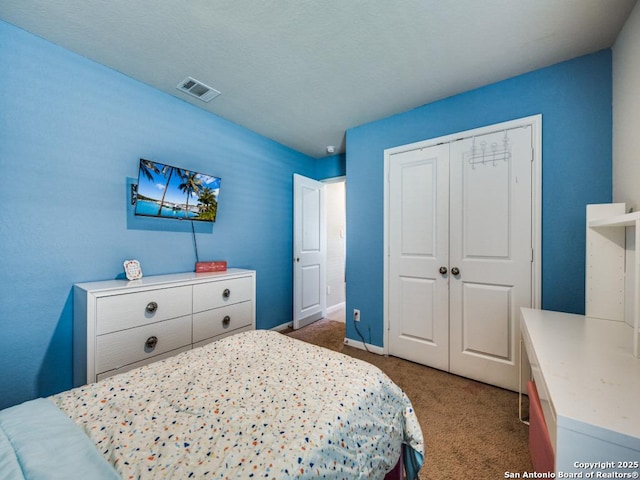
[135,159,221,222]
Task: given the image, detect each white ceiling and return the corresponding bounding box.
[1,0,637,158]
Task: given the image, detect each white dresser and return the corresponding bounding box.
[73,269,256,385]
[521,308,640,474]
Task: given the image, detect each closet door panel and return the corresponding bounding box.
[399,276,436,342]
[461,282,511,360]
[449,127,532,391]
[463,156,511,258]
[400,164,436,256]
[388,144,450,371]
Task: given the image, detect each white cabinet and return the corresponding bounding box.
[586,203,640,356]
[521,308,640,473]
[74,269,256,385]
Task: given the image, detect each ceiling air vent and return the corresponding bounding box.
[176,77,221,102]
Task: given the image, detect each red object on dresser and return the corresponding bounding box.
[527,380,555,474]
[195,261,227,272]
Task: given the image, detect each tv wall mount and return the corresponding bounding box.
[130,183,138,205]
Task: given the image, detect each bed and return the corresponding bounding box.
[1,330,424,479]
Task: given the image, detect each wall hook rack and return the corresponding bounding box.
[130,183,138,205]
[465,131,511,168]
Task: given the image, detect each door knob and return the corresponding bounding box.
[451,267,460,276]
[439,266,448,275]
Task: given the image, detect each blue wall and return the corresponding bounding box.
[345,51,613,347]
[0,21,318,409]
[316,153,346,179]
[0,19,614,408]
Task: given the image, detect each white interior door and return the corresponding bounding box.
[293,174,326,329]
[449,127,532,391]
[388,144,450,370]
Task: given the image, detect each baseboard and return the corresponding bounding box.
[326,302,345,322]
[270,321,292,332]
[326,302,345,314]
[297,312,323,329]
[343,337,384,355]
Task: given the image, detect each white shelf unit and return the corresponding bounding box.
[589,210,640,227]
[586,203,640,357]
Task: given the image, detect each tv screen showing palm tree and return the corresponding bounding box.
[134,158,221,222]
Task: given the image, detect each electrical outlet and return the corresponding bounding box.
[353,309,360,322]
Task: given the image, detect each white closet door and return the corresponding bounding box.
[448,127,532,391]
[388,144,450,370]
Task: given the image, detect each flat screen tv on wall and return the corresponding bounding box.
[134,158,221,222]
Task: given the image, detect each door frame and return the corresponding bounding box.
[321,176,347,318]
[382,114,542,354]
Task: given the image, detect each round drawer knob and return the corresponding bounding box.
[222,288,231,299]
[451,267,460,276]
[222,315,231,327]
[146,301,158,314]
[145,336,158,351]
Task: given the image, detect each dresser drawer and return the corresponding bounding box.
[96,345,191,382]
[193,301,253,343]
[193,276,253,313]
[193,325,253,350]
[96,286,192,334]
[96,315,192,373]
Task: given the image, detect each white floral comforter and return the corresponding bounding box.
[50,330,424,479]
